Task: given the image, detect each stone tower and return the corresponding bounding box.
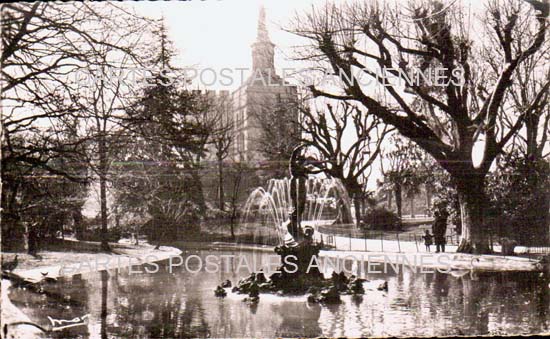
[230,6,299,167]
[251,6,275,76]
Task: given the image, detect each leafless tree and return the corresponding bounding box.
[291,0,548,253]
[379,136,416,222]
[300,100,390,224]
[504,49,550,160]
[209,94,234,211]
[1,2,152,250]
[74,64,136,251]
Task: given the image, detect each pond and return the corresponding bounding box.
[8,248,550,337]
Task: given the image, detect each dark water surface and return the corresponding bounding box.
[8,249,550,338]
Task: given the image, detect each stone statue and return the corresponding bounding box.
[286,145,325,241]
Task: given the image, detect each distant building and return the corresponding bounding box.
[228,7,299,166]
[200,8,301,206]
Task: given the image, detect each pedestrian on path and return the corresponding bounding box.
[432,204,449,253]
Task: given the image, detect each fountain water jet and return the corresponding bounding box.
[240,177,354,246]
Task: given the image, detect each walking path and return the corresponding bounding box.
[319,249,543,272]
[315,228,547,255]
[205,240,545,273]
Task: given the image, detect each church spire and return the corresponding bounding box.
[257,6,270,43]
[251,6,275,75]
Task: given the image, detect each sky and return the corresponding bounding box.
[132,0,328,90]
[126,0,492,191]
[130,0,486,86]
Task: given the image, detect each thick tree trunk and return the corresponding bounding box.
[343,180,363,226]
[455,174,491,254]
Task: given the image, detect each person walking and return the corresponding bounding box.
[432,205,448,253]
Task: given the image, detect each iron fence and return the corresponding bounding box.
[316,228,549,256]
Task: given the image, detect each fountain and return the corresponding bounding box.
[225,146,362,299]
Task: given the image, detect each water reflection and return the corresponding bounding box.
[100,270,108,339]
[7,250,550,338]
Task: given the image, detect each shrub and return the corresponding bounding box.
[80,225,122,242]
[362,207,400,231]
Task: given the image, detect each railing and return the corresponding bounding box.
[316,228,549,256]
[523,246,550,255]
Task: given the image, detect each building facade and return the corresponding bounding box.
[228,7,300,167]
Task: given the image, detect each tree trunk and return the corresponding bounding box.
[1,183,26,250]
[523,161,550,246]
[230,213,236,241]
[99,174,109,250]
[353,195,362,226]
[387,190,392,209]
[394,184,403,230]
[524,118,550,245]
[525,111,539,160]
[99,137,110,252]
[25,222,38,255]
[73,207,85,240]
[455,174,491,254]
[189,169,206,213]
[344,180,363,227]
[229,167,242,242]
[542,191,550,245]
[409,193,415,218]
[394,184,402,220]
[218,156,224,211]
[425,185,432,216]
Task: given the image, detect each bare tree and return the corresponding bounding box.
[75,66,133,251]
[227,161,248,240]
[292,0,548,253]
[300,100,390,225]
[379,136,412,223]
[1,2,151,250]
[209,94,234,211]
